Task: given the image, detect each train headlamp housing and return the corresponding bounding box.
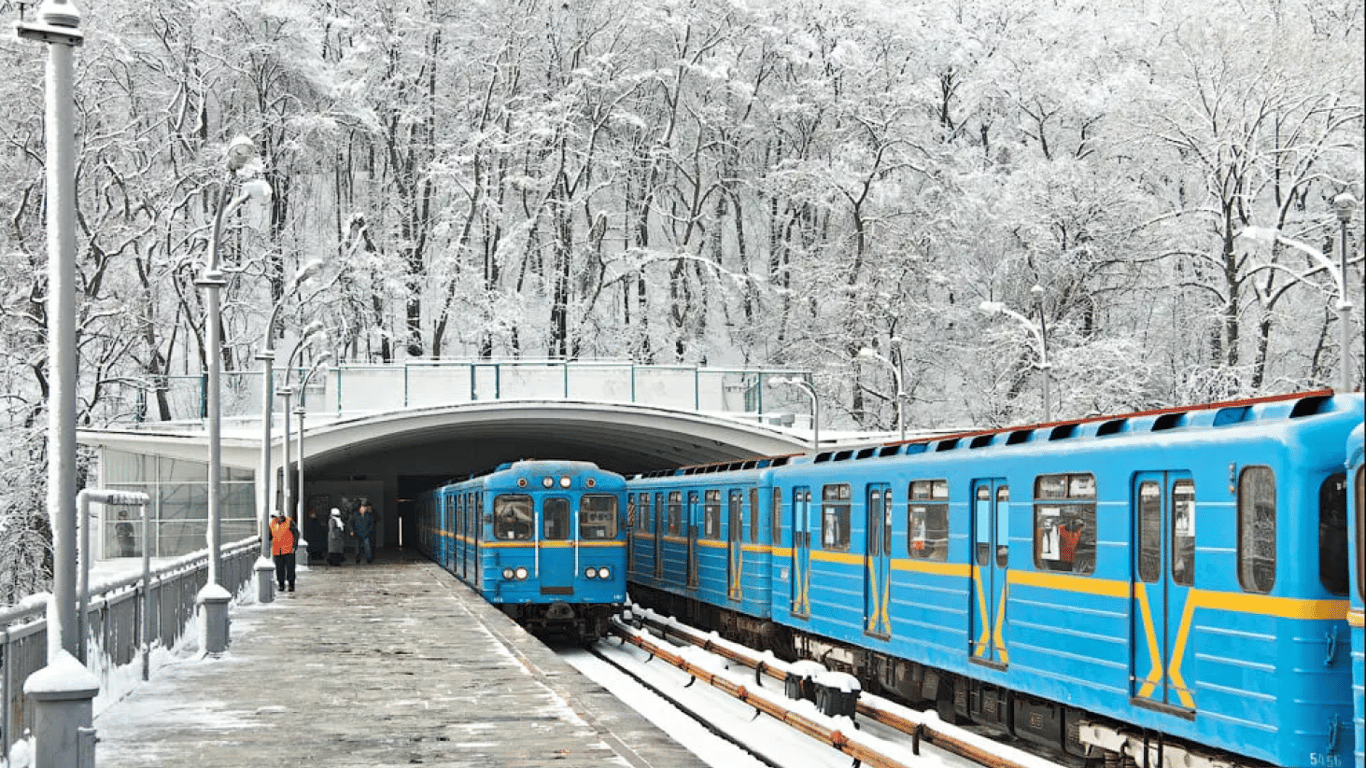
[514,567,529,580]
[597,567,611,580]
[542,477,554,488]
[502,567,515,580]
[584,567,597,578]
[559,476,571,488]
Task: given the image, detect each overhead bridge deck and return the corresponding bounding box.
[94,549,704,767]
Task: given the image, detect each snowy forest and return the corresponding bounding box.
[0,0,1362,601]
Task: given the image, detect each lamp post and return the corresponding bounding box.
[198,135,271,654]
[255,265,322,604]
[772,376,820,453]
[980,285,1052,423]
[1239,211,1356,393]
[1333,193,1357,393]
[16,2,100,764]
[278,327,324,537]
[294,352,332,564]
[857,341,907,442]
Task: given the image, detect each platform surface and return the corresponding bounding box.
[94,550,705,767]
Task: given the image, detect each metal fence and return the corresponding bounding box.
[0,537,259,756]
[114,360,813,425]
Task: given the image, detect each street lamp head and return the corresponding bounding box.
[1334,192,1358,223]
[240,177,272,202]
[225,135,259,172]
[1031,284,1045,298]
[34,0,81,28]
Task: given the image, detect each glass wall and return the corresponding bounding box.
[100,449,257,559]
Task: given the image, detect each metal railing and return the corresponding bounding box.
[0,537,259,756]
[116,360,814,426]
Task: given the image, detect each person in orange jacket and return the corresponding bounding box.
[270,512,300,592]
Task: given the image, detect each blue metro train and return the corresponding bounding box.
[416,459,628,639]
[626,390,1365,768]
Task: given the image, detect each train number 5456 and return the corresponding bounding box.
[1310,753,1342,767]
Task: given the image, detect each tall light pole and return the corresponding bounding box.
[857,341,906,441]
[15,2,100,764]
[980,285,1052,423]
[1333,193,1357,393]
[772,376,820,453]
[294,352,332,564]
[255,265,322,603]
[199,135,271,654]
[1239,215,1356,393]
[278,326,325,535]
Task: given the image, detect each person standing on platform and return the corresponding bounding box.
[270,512,299,592]
[327,508,346,566]
[115,510,136,557]
[304,506,325,563]
[352,499,376,564]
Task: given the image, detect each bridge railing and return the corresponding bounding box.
[120,360,814,425]
[0,537,259,757]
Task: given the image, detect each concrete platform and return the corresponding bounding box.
[94,549,705,767]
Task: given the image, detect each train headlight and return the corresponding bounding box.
[584,567,597,578]
[597,567,611,580]
[502,568,515,580]
[542,477,554,488]
[515,567,529,580]
[559,476,571,488]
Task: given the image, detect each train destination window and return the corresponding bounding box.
[493,495,534,541]
[1237,466,1275,594]
[704,490,722,539]
[1172,480,1195,586]
[667,492,682,536]
[1319,473,1347,596]
[822,484,851,551]
[544,497,571,541]
[580,495,619,540]
[1033,473,1097,575]
[638,494,652,532]
[908,479,948,561]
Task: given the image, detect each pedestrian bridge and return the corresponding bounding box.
[78,360,820,562]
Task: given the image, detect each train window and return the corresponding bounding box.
[821,484,851,551]
[772,488,783,546]
[494,495,534,540]
[580,495,619,540]
[996,485,1010,568]
[1137,482,1161,583]
[1356,465,1364,602]
[1319,473,1347,596]
[1236,466,1275,594]
[907,479,948,562]
[544,497,571,541]
[667,492,682,536]
[730,491,744,543]
[1172,480,1195,587]
[704,490,722,539]
[638,494,652,532]
[750,489,760,543]
[1033,473,1097,575]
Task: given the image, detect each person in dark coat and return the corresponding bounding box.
[351,499,376,564]
[327,508,347,566]
[304,506,325,563]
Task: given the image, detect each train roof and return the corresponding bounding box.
[630,389,1359,479]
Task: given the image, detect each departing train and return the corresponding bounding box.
[625,390,1365,768]
[1347,423,1364,768]
[416,459,628,639]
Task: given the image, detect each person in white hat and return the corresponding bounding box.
[326,508,347,566]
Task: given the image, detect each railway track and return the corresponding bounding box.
[558,608,1069,768]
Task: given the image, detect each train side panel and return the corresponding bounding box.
[1346,423,1364,768]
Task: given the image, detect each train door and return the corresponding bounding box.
[791,486,812,617]
[540,496,574,594]
[1131,472,1197,712]
[686,491,700,589]
[727,490,744,602]
[969,479,1010,666]
[864,483,892,637]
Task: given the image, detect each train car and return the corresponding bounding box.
[626,456,797,648]
[417,459,628,639]
[628,390,1364,768]
[1347,423,1364,768]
